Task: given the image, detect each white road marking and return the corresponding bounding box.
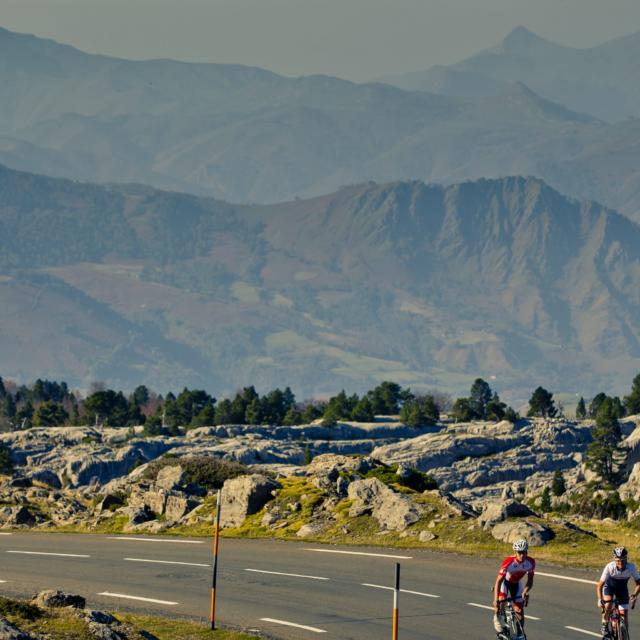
[0,533,12,536]
[107,536,203,544]
[0,580,6,583]
[6,551,90,558]
[97,592,178,606]
[466,602,540,621]
[305,548,412,559]
[246,568,329,581]
[565,626,601,637]
[363,583,439,598]
[536,570,597,585]
[467,602,494,611]
[125,557,210,568]
[260,617,326,633]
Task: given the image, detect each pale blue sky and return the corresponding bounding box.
[2,0,640,80]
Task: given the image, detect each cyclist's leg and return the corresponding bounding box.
[603,583,617,629]
[510,580,525,627]
[616,583,630,637]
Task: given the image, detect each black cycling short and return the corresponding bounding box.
[604,580,630,606]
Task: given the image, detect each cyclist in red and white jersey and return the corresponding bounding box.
[493,539,535,638]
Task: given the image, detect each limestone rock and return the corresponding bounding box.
[491,520,555,546]
[164,493,197,522]
[419,530,437,542]
[220,474,280,528]
[0,618,35,640]
[347,478,421,531]
[98,494,125,513]
[34,590,86,609]
[480,499,534,529]
[155,465,185,491]
[121,506,151,526]
[296,523,323,538]
[9,506,36,527]
[29,469,61,489]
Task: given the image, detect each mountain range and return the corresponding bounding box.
[1,26,640,222]
[378,26,640,123]
[1,164,639,401]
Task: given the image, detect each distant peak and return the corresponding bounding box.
[502,26,550,50]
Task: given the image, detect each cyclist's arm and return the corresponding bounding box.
[494,574,504,611]
[597,578,605,607]
[523,573,534,598]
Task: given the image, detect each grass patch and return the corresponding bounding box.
[0,596,260,640]
[119,613,260,639]
[0,596,43,621]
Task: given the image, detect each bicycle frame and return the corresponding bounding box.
[500,597,526,640]
[604,597,629,640]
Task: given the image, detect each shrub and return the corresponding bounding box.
[570,489,627,520]
[0,596,42,620]
[144,455,251,491]
[0,444,12,474]
[364,463,437,492]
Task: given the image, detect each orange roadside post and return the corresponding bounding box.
[392,562,400,640]
[210,488,222,630]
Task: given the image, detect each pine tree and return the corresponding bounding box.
[625,373,640,415]
[33,401,69,427]
[351,397,375,422]
[551,469,566,496]
[527,387,557,418]
[540,487,552,512]
[451,397,473,422]
[469,378,492,420]
[586,398,625,485]
[303,443,313,465]
[575,397,587,420]
[486,392,506,421]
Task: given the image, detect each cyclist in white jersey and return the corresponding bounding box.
[597,547,640,637]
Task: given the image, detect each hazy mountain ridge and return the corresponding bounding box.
[3,26,640,221]
[379,26,640,123]
[1,164,639,399]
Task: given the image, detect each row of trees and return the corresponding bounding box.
[2,373,640,432]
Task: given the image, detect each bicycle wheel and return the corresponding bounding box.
[617,619,629,640]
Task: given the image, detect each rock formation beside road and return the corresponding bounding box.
[0,416,638,547]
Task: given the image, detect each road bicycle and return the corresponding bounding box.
[602,597,632,640]
[495,596,527,640]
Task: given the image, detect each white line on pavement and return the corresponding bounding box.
[260,618,327,633]
[97,592,178,606]
[305,548,412,559]
[125,557,210,568]
[107,537,203,544]
[466,602,540,621]
[246,568,329,581]
[0,533,12,536]
[6,551,90,558]
[0,580,6,583]
[536,571,597,585]
[565,626,601,637]
[363,583,439,598]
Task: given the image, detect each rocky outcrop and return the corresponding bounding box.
[480,499,535,529]
[155,465,185,491]
[220,474,281,528]
[0,618,34,640]
[491,520,555,546]
[347,478,421,531]
[34,590,86,609]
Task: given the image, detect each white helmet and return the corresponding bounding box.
[513,539,528,552]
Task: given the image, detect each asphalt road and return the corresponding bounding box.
[0,532,610,639]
